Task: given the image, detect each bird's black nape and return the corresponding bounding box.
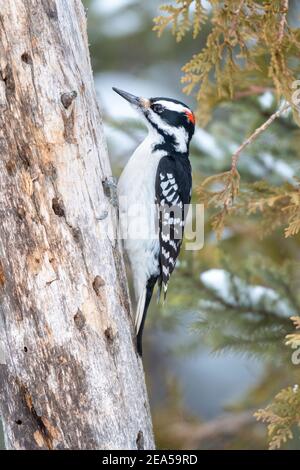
[136,276,158,357]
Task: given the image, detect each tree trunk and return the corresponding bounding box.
[0,0,154,450]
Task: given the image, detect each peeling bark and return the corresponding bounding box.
[0,0,154,450]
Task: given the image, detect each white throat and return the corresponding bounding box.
[144,111,189,154]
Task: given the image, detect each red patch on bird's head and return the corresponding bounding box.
[185,109,195,125]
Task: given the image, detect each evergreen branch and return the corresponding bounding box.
[231,103,291,172]
[201,284,293,327]
[278,0,289,44]
[255,316,300,450]
[234,86,274,100]
[228,0,246,38]
[198,103,291,238]
[166,410,255,449]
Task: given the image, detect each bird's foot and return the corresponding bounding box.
[102,176,118,209]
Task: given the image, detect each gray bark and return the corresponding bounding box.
[0,0,154,450]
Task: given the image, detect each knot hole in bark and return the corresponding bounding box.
[6,160,17,175]
[92,276,105,296]
[136,430,144,450]
[19,153,30,169]
[71,227,83,244]
[52,197,65,217]
[42,0,58,20]
[61,91,77,109]
[17,145,31,169]
[74,309,86,331]
[21,52,32,65]
[104,327,119,356]
[1,64,15,99]
[16,206,26,221]
[104,327,114,343]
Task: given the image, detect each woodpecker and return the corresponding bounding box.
[113,87,195,356]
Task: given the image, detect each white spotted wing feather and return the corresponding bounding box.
[155,155,192,296]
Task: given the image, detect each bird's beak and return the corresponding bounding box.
[112,87,150,109]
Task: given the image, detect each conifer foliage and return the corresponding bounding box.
[255,317,300,449]
[154,0,300,239]
[154,0,297,125]
[155,0,300,449]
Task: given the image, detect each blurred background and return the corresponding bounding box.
[1,0,299,451]
[82,0,300,450]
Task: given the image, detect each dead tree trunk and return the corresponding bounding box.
[0,0,154,450]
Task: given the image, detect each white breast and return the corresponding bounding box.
[118,134,164,299]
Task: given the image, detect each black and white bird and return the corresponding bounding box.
[113,87,195,356]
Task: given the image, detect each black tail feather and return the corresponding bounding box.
[136,276,158,357]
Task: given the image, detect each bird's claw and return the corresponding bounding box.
[102,176,118,209]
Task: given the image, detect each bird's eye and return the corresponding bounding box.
[152,104,164,114]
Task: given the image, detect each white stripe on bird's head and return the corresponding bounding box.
[146,109,190,154]
[141,97,195,153]
[154,100,188,114]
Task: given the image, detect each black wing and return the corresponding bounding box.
[155,155,192,296]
